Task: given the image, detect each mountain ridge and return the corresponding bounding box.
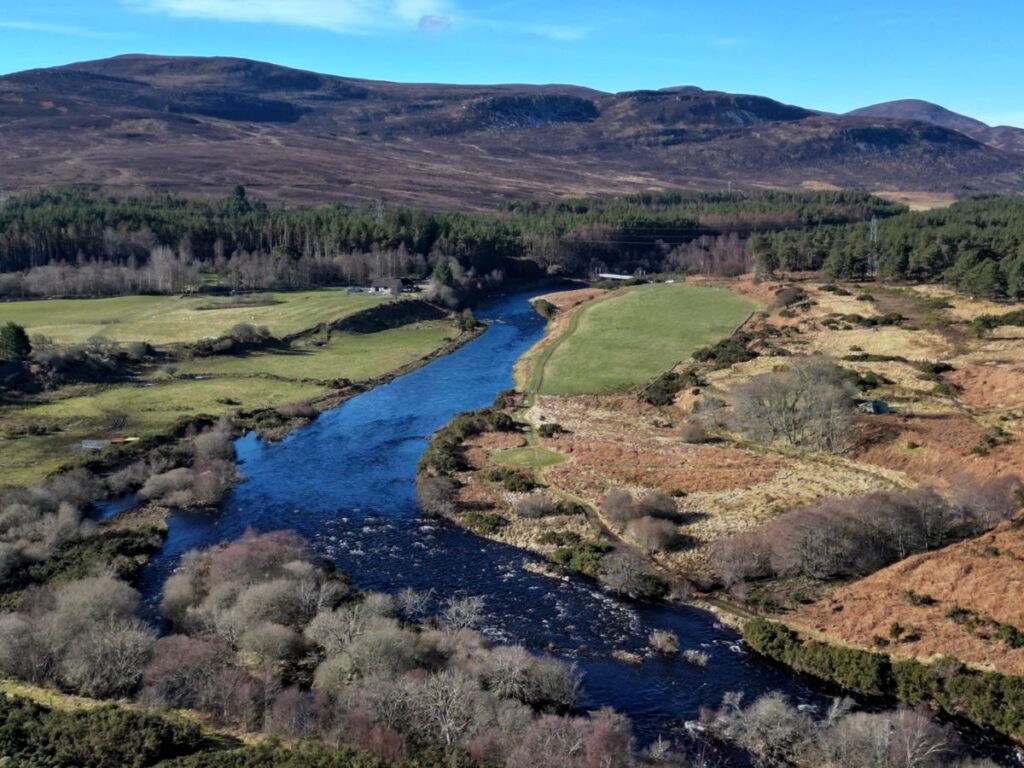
[1,54,1022,209]
[849,98,1024,155]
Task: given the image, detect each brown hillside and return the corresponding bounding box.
[850,98,1024,155]
[793,521,1024,676]
[2,54,1022,208]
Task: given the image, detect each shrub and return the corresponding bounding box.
[601,489,680,526]
[481,645,581,711]
[549,541,613,576]
[719,486,967,582]
[463,511,507,534]
[275,401,319,420]
[532,299,557,319]
[537,530,581,547]
[419,407,516,476]
[774,286,808,307]
[0,322,31,360]
[649,629,679,654]
[537,423,567,438]
[140,635,231,709]
[638,492,681,522]
[0,575,154,697]
[0,469,103,588]
[681,649,709,668]
[164,740,392,767]
[483,468,536,493]
[690,395,727,428]
[973,425,1012,455]
[6,526,163,594]
[0,695,203,768]
[640,369,704,406]
[415,476,459,516]
[625,517,678,553]
[515,494,558,519]
[192,422,236,460]
[601,489,639,525]
[598,550,669,600]
[901,589,936,606]
[693,333,759,369]
[744,619,1024,739]
[679,421,710,444]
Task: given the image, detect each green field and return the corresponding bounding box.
[492,446,569,469]
[0,378,326,487]
[0,291,385,345]
[530,284,756,395]
[0,312,461,487]
[174,321,457,382]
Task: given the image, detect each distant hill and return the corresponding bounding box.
[1,54,1022,209]
[850,98,1024,155]
[848,99,990,134]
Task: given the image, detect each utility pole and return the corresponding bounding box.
[374,199,385,279]
[867,216,879,279]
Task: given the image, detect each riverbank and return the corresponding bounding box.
[0,296,463,486]
[743,618,1024,744]
[0,311,485,612]
[420,275,1024,747]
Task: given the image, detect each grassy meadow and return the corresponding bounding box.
[530,284,756,395]
[175,320,456,382]
[0,290,466,487]
[0,290,384,345]
[0,378,326,486]
[492,446,568,469]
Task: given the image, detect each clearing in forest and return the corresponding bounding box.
[531,284,756,395]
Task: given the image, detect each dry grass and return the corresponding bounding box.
[530,394,904,571]
[466,275,1024,595]
[455,431,603,553]
[854,412,1024,486]
[791,521,1024,675]
[873,190,957,211]
[798,325,954,361]
[908,284,1011,322]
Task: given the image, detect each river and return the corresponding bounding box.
[124,285,1019,760]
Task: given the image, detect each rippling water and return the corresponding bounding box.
[122,286,1020,758]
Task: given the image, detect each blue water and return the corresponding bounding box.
[127,286,1019,758]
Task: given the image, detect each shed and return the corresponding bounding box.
[858,399,892,415]
[370,278,413,296]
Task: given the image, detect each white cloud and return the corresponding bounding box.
[126,0,451,34]
[126,0,590,41]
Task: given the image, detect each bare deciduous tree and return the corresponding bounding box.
[731,357,855,453]
[415,476,459,516]
[625,517,678,553]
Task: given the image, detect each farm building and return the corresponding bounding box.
[369,278,414,296]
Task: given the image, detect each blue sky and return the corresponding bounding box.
[1,0,1022,126]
